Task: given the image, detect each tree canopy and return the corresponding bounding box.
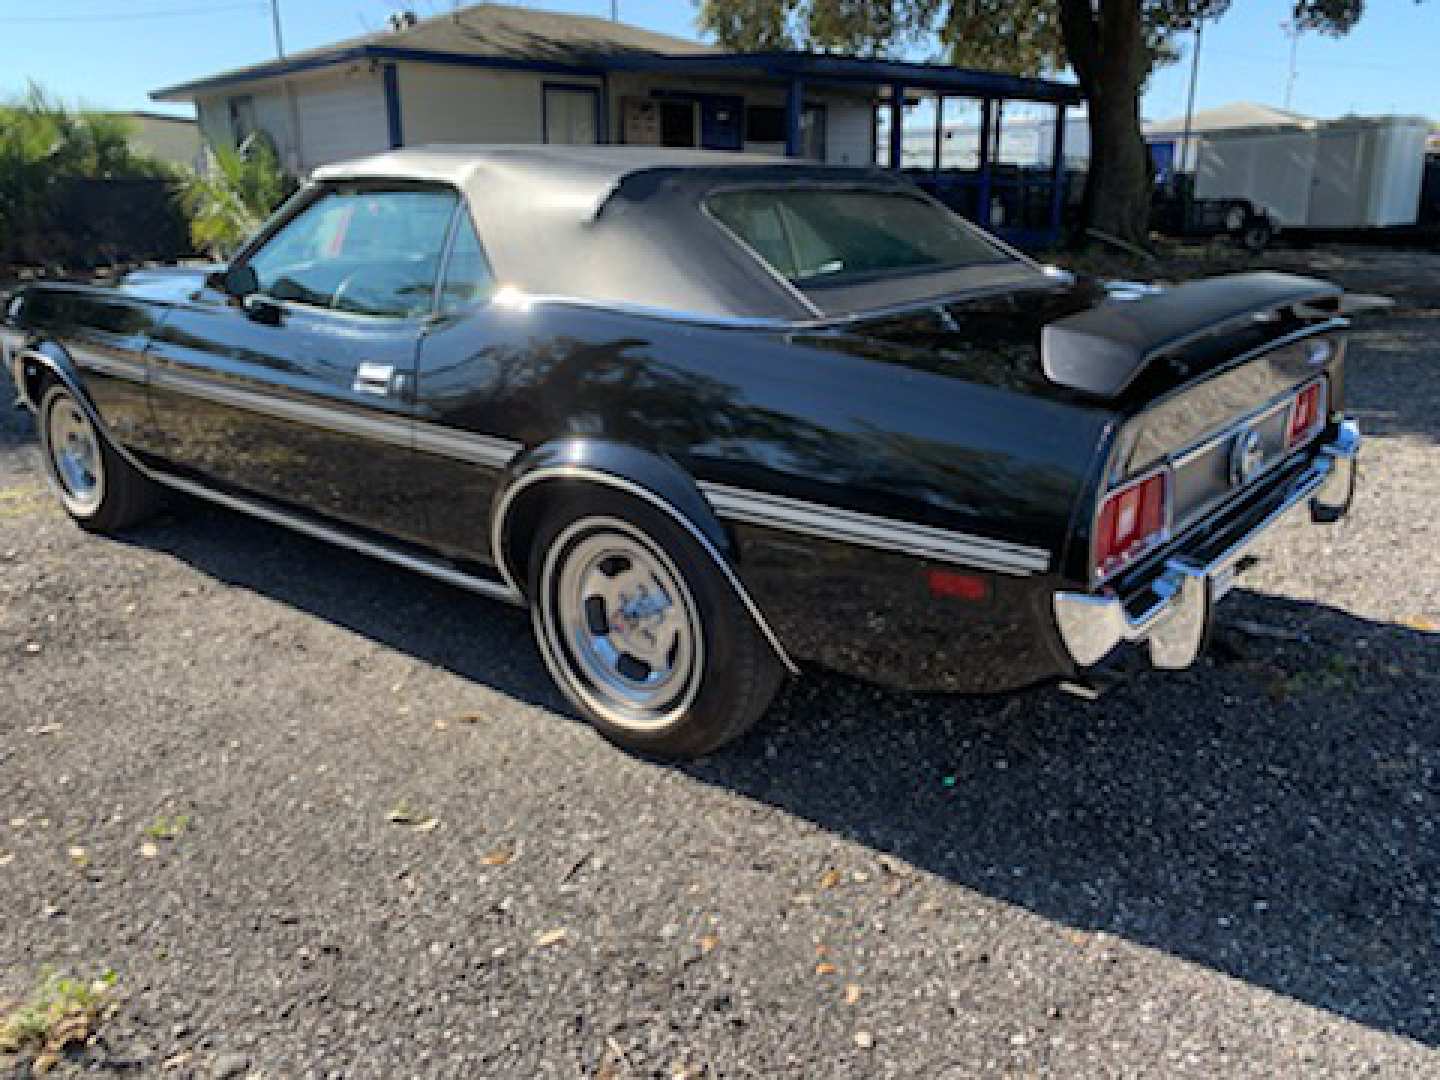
[696,1,1393,245]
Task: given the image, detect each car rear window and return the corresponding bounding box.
[705,187,1010,287]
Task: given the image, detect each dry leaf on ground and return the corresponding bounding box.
[480,847,513,866]
[535,928,568,948]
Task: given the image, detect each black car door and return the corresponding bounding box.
[147,183,460,545]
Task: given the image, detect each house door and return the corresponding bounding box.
[700,96,744,152]
[544,84,600,145]
[658,99,697,147]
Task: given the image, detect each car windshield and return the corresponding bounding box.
[706,187,1011,287]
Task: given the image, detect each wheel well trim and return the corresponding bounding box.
[16,347,154,474]
[14,345,77,412]
[491,464,801,676]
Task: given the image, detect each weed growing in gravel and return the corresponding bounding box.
[1272,652,1361,701]
[0,967,117,1071]
[144,813,191,841]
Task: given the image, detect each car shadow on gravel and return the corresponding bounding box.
[114,503,567,714]
[114,497,1440,1048]
[688,589,1440,1047]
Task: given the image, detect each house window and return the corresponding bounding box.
[543,85,600,145]
[746,106,786,144]
[228,95,257,147]
[741,104,826,157]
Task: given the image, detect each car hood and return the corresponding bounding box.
[117,266,218,305]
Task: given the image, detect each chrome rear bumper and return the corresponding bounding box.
[1054,420,1359,671]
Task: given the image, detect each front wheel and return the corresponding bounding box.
[37,382,162,532]
[528,489,784,758]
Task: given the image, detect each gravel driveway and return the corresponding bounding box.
[2,247,1437,1078]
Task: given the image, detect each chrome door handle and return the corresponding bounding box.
[353,362,395,396]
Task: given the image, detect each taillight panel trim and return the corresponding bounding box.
[1091,372,1332,589]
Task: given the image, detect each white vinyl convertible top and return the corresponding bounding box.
[307,145,1038,321]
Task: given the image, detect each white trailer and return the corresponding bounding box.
[1192,114,1431,231]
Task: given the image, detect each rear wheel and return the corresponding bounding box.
[37,382,162,532]
[528,489,784,758]
[1240,218,1273,253]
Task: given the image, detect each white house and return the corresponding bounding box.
[151,4,878,172]
[150,2,1083,246]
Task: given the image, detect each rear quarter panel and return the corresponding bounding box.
[418,304,1114,691]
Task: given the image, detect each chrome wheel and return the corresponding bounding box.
[43,392,105,515]
[541,516,703,731]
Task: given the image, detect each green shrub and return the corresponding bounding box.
[177,133,295,259]
[0,82,173,263]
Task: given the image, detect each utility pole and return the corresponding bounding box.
[1282,20,1301,110]
[611,1,619,22]
[1179,16,1204,181]
[270,0,286,58]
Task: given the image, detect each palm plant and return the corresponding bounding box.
[177,133,292,259]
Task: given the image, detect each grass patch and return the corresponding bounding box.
[144,813,191,841]
[1269,652,1361,702]
[0,484,50,519]
[0,968,117,1070]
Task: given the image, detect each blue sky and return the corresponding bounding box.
[6,0,1437,122]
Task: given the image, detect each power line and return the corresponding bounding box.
[9,3,266,24]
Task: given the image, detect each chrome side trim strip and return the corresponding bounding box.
[413,420,520,469]
[74,350,147,384]
[697,482,1051,577]
[151,366,524,470]
[147,469,524,606]
[151,366,413,451]
[490,466,801,676]
[21,351,523,607]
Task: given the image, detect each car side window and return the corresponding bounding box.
[438,209,496,315]
[246,186,458,318]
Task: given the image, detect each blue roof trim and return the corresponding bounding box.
[152,44,1079,105]
[367,47,606,78]
[605,52,1083,103]
[151,45,607,100]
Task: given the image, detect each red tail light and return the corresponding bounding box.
[1287,380,1325,448]
[1094,468,1169,582]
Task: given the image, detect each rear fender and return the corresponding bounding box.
[490,438,798,675]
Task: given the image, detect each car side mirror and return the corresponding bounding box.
[241,292,283,326]
[221,264,260,299]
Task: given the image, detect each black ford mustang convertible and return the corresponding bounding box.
[3,146,1360,756]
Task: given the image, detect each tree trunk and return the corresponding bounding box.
[1059,0,1153,246]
